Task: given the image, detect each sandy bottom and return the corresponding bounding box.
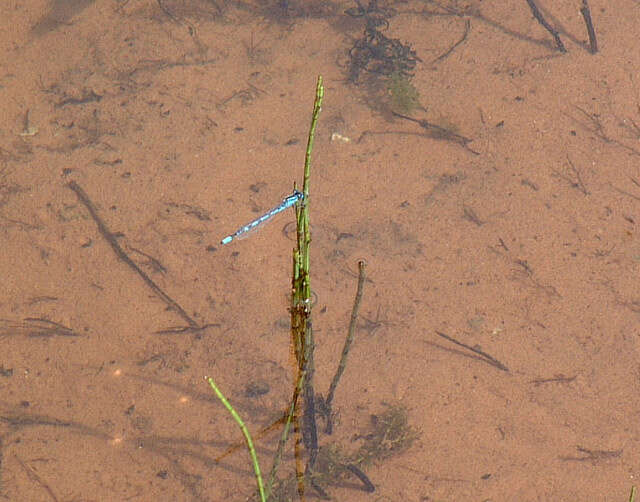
[0,1,639,500]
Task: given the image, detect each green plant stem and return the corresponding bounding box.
[266,76,324,500]
[286,76,324,497]
[303,77,323,197]
[293,75,324,308]
[206,376,265,502]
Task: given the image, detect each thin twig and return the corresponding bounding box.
[435,330,509,372]
[550,155,589,195]
[432,19,471,63]
[580,0,598,54]
[390,111,479,154]
[67,181,199,329]
[525,0,566,52]
[567,106,640,157]
[346,464,376,493]
[14,454,60,502]
[0,318,81,338]
[324,260,367,434]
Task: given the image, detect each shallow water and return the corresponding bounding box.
[1,1,639,500]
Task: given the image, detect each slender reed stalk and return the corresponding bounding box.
[206,376,265,502]
[267,76,324,500]
[323,259,367,433]
[208,77,324,502]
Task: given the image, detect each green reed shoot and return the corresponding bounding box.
[265,76,324,500]
[206,376,265,502]
[206,78,324,502]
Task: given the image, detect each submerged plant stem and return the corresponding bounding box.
[324,260,367,433]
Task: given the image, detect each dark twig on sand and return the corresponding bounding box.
[67,181,199,329]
